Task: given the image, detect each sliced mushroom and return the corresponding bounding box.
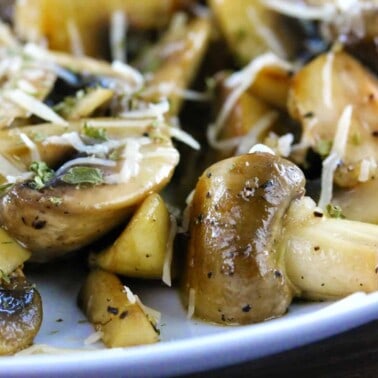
[208,0,300,65]
[0,271,43,355]
[183,151,378,324]
[0,119,179,261]
[288,50,378,187]
[136,16,211,116]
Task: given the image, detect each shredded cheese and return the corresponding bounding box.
[55,157,116,177]
[322,52,334,109]
[318,105,353,208]
[123,285,137,304]
[235,111,279,154]
[84,331,104,346]
[19,132,41,162]
[0,153,25,179]
[207,52,293,149]
[135,295,161,325]
[187,288,196,319]
[110,10,127,63]
[262,0,335,20]
[67,19,84,57]
[111,60,144,90]
[45,132,121,156]
[4,89,68,126]
[15,344,86,355]
[247,6,287,58]
[249,143,276,155]
[358,159,371,182]
[162,214,177,287]
[119,100,169,120]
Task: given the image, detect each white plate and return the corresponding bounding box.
[1,259,378,378]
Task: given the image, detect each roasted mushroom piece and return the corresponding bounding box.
[288,50,378,189]
[0,119,179,262]
[0,270,43,355]
[183,150,378,325]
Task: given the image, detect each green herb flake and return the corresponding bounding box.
[83,123,107,141]
[60,167,104,186]
[316,139,332,157]
[326,204,345,219]
[29,161,55,190]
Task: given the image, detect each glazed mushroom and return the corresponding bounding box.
[288,50,378,188]
[183,150,378,325]
[0,271,43,355]
[0,119,179,262]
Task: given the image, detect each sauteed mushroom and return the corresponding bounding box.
[183,150,378,324]
[0,271,43,355]
[0,120,179,262]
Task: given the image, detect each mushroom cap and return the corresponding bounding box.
[0,275,42,355]
[0,131,179,262]
[183,152,306,324]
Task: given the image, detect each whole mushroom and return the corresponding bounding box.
[183,150,378,325]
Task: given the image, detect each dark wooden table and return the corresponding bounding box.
[186,320,378,377]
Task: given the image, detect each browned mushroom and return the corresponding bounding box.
[183,150,378,325]
[0,271,43,355]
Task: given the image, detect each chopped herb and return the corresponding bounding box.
[83,123,107,141]
[49,196,63,206]
[0,269,10,284]
[316,139,332,157]
[53,95,76,116]
[1,241,13,244]
[60,167,104,186]
[326,203,345,219]
[29,161,55,190]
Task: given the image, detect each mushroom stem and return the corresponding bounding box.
[282,197,378,300]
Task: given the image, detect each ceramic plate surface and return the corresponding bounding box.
[1,260,378,378]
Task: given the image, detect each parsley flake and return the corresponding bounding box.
[83,123,107,141]
[326,204,345,219]
[60,167,104,186]
[29,161,55,190]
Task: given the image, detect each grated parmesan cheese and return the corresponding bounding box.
[4,89,68,126]
[318,105,353,208]
[19,132,41,162]
[123,285,137,304]
[110,10,127,63]
[248,143,276,155]
[55,157,116,177]
[84,331,104,346]
[0,153,25,179]
[45,132,121,156]
[207,53,293,149]
[235,111,279,154]
[111,60,144,91]
[162,214,177,287]
[247,6,287,58]
[322,52,334,109]
[135,295,161,325]
[67,19,84,57]
[187,288,196,319]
